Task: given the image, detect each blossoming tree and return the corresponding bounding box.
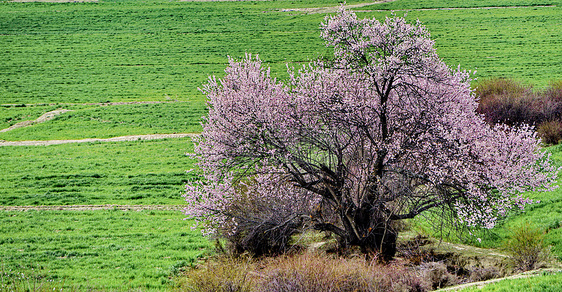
[184,8,558,259]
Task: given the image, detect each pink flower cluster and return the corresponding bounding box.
[184,7,558,238]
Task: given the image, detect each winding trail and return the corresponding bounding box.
[0,109,73,133]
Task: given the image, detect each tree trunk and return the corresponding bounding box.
[340,205,398,261]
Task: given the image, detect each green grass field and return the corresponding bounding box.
[1,0,562,290]
[0,210,210,291]
[0,102,205,141]
[0,138,200,206]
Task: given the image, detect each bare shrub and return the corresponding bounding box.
[544,80,562,102]
[475,77,530,99]
[418,262,460,290]
[468,266,501,282]
[219,178,314,256]
[502,222,552,272]
[178,256,255,292]
[476,78,562,145]
[256,253,429,292]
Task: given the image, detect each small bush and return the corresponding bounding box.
[418,262,459,290]
[475,77,530,99]
[178,256,255,292]
[537,120,562,145]
[476,78,562,145]
[544,80,562,102]
[258,253,430,292]
[468,266,501,282]
[219,178,314,256]
[476,78,539,126]
[502,223,552,272]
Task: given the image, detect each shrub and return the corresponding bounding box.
[544,80,562,102]
[537,120,562,145]
[468,266,501,282]
[475,78,540,126]
[502,223,552,272]
[475,77,530,99]
[418,262,459,290]
[177,256,255,292]
[178,253,432,292]
[476,78,562,145]
[217,178,312,256]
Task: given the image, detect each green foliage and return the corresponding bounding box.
[501,223,552,271]
[0,210,211,291]
[0,138,199,206]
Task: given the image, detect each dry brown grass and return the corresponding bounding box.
[176,252,431,292]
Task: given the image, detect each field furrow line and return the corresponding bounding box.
[0,133,200,146]
[0,204,186,211]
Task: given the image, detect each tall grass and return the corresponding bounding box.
[177,253,430,292]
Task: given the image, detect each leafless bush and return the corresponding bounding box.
[468,266,501,282]
[257,253,429,292]
[177,255,255,292]
[418,262,460,290]
[219,179,316,256]
[476,78,540,126]
[476,78,562,145]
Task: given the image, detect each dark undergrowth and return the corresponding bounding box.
[476,78,562,145]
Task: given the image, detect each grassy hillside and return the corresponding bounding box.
[1,0,561,106]
[465,144,562,260]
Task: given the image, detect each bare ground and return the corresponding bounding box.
[0,133,199,146]
[10,0,97,2]
[0,204,184,211]
[0,109,73,133]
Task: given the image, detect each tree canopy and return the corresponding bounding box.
[184,8,558,259]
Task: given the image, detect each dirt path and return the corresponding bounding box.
[280,0,393,14]
[437,268,562,291]
[10,0,97,2]
[0,133,199,146]
[0,109,73,133]
[281,1,556,14]
[0,205,184,211]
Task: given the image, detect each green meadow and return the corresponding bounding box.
[0,210,210,290]
[1,0,562,290]
[0,138,199,206]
